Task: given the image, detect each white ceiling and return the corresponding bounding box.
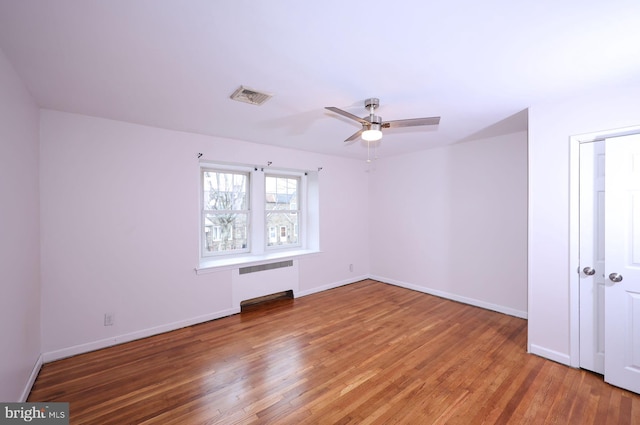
[1,0,640,160]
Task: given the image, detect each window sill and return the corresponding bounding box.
[195,249,321,275]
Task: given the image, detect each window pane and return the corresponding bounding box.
[265,176,298,211]
[204,213,249,253]
[203,171,248,210]
[266,212,299,246]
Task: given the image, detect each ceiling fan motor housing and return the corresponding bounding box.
[366,115,382,125]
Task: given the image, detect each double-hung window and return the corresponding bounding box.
[201,168,250,256]
[199,162,319,268]
[265,174,300,248]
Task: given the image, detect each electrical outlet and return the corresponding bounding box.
[104,313,114,326]
[349,264,353,272]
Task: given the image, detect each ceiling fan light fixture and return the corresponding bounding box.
[362,129,382,142]
[362,124,382,142]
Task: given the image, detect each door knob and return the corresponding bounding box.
[609,273,623,283]
[583,267,596,276]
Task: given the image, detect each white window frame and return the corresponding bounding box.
[200,165,252,258]
[265,172,303,251]
[198,162,318,272]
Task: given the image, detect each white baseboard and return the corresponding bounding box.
[370,275,528,319]
[528,344,572,366]
[27,275,533,400]
[39,274,527,369]
[20,354,43,402]
[295,275,369,298]
[42,307,240,363]
[41,275,370,364]
[23,274,525,401]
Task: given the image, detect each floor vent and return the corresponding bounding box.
[239,260,293,275]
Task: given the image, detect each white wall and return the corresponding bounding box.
[0,49,41,401]
[22,68,639,396]
[528,83,640,365]
[39,110,370,358]
[369,131,528,317]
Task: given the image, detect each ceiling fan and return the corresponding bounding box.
[325,98,440,144]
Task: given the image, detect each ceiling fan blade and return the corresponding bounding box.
[344,129,363,143]
[325,107,370,125]
[382,116,441,129]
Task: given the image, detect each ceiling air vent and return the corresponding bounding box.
[230,86,273,106]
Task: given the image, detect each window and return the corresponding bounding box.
[201,169,249,256]
[211,226,221,241]
[199,162,319,268]
[269,226,277,244]
[265,175,300,248]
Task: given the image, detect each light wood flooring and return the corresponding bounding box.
[28,279,640,424]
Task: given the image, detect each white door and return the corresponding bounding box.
[579,140,606,374]
[604,133,640,393]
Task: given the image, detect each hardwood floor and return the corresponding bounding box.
[29,280,639,424]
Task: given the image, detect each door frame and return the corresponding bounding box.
[568,125,640,368]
